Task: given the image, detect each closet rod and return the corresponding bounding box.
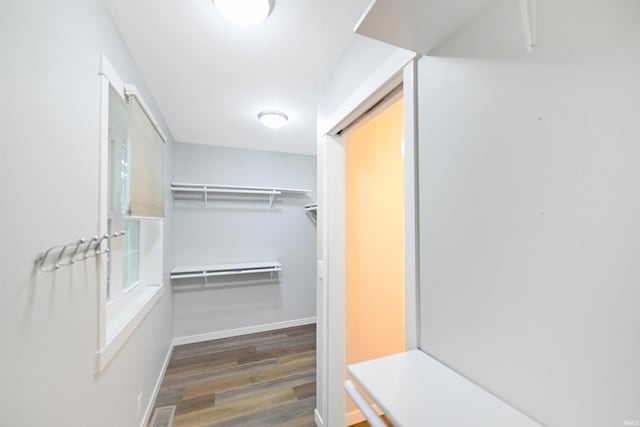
[171,182,311,193]
[172,187,281,195]
[171,266,282,280]
[345,381,387,427]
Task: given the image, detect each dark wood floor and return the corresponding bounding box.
[151,324,317,427]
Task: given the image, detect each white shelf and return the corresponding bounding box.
[348,350,542,427]
[170,261,282,280]
[171,182,311,207]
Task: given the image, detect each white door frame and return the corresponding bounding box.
[315,50,419,427]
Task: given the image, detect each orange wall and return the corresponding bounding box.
[346,96,405,413]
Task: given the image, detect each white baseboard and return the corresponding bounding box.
[345,404,384,426]
[140,341,174,427]
[314,408,324,426]
[173,317,317,346]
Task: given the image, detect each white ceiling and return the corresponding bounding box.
[355,0,494,55]
[106,0,372,155]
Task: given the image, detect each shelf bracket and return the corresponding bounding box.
[203,185,208,207]
[269,192,275,208]
[520,0,537,50]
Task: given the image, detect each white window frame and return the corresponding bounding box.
[106,104,141,302]
[96,55,164,372]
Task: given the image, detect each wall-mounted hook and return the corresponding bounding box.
[34,252,45,269]
[84,236,99,259]
[91,234,110,257]
[35,245,60,272]
[55,244,70,269]
[69,238,86,263]
[35,232,113,273]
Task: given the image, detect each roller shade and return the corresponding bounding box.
[126,87,165,218]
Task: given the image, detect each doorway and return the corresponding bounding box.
[315,53,418,427]
[344,93,406,424]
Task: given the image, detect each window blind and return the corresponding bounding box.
[126,90,165,218]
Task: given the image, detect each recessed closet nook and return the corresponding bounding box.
[170,144,317,341]
[3,1,640,427]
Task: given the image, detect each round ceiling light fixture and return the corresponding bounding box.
[213,0,275,26]
[258,110,288,129]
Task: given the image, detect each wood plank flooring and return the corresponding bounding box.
[349,415,394,427]
[151,324,316,427]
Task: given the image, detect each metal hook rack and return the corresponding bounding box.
[34,231,125,272]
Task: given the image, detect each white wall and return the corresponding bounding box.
[172,143,316,338]
[417,1,640,426]
[0,1,174,426]
[317,35,400,136]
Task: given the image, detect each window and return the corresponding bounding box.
[122,220,141,291]
[107,89,141,301]
[96,55,166,372]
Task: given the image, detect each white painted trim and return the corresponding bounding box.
[96,55,167,374]
[352,0,377,33]
[140,338,174,427]
[124,84,168,143]
[97,54,123,357]
[98,54,125,99]
[320,135,347,427]
[319,49,417,137]
[315,142,329,426]
[97,73,110,352]
[317,57,421,426]
[96,284,164,372]
[346,404,385,426]
[173,317,317,346]
[403,60,420,351]
[314,408,324,426]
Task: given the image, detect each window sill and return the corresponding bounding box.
[96,283,164,373]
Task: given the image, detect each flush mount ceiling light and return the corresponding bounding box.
[258,110,288,129]
[213,0,275,26]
